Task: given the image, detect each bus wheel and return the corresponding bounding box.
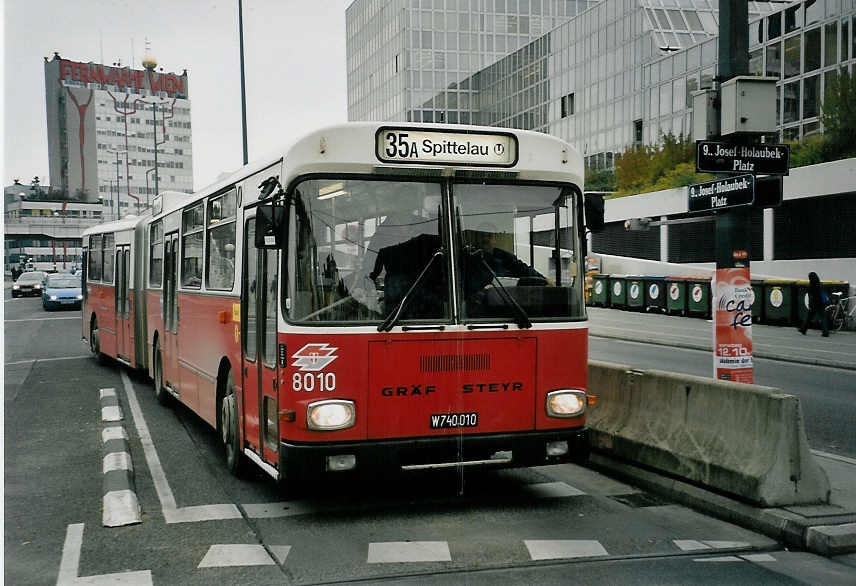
[90,319,106,364]
[152,341,169,406]
[220,371,244,476]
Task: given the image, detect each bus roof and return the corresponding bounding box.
[81,213,148,237]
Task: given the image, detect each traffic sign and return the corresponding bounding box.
[696,141,789,175]
[687,174,755,213]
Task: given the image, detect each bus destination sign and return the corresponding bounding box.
[696,141,789,175]
[687,174,755,213]
[377,127,518,167]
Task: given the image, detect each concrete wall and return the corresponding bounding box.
[586,360,830,507]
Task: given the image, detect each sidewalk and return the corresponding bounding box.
[586,306,856,556]
[587,306,856,371]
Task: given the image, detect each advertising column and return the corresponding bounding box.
[713,263,753,383]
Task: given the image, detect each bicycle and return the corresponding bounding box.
[825,292,856,332]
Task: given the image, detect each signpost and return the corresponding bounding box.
[696,140,790,175]
[687,174,755,213]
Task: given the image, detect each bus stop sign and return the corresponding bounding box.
[688,174,755,213]
[696,141,789,175]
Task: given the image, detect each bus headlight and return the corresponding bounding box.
[307,399,355,431]
[545,390,586,418]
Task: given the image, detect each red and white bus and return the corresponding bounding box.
[82,122,603,487]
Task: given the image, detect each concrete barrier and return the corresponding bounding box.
[586,360,830,507]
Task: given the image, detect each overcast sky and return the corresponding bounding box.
[3,0,351,191]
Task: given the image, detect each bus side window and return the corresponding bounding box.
[206,189,237,290]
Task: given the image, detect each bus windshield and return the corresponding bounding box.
[285,177,582,325]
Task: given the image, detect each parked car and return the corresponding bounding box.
[11,271,47,298]
[42,273,83,310]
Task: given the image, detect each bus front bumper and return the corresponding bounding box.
[279,428,589,481]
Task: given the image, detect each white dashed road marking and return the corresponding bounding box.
[367,541,452,563]
[674,539,751,551]
[197,544,291,567]
[524,540,608,560]
[524,481,586,498]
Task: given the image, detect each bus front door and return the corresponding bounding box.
[241,217,280,470]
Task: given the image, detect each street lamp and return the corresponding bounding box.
[107,149,127,219]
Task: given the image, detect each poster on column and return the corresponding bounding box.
[713,267,753,383]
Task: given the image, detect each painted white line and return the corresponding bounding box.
[120,371,241,523]
[524,481,586,498]
[694,556,743,562]
[811,449,856,466]
[102,427,128,443]
[101,405,123,422]
[5,355,90,366]
[367,541,452,563]
[524,540,608,561]
[197,544,291,568]
[164,504,243,524]
[103,490,141,527]
[57,523,151,585]
[741,554,777,562]
[702,540,751,549]
[674,540,711,551]
[99,388,117,400]
[57,523,84,585]
[103,452,133,474]
[5,316,80,322]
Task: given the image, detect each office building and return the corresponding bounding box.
[44,53,194,215]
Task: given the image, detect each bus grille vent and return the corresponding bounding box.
[420,353,490,372]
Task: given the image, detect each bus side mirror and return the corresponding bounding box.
[584,193,605,232]
[255,204,285,249]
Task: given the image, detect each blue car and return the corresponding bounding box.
[42,273,83,310]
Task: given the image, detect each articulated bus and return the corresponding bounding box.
[82,122,603,488]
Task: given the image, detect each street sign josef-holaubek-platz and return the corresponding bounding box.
[688,174,755,213]
[695,141,790,175]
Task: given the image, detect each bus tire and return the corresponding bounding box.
[220,371,244,476]
[90,318,107,365]
[152,341,170,406]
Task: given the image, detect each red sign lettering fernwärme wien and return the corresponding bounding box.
[58,59,185,97]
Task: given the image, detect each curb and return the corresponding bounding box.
[589,331,856,372]
[99,388,141,527]
[587,452,856,556]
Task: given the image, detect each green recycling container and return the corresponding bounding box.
[644,276,667,313]
[626,276,645,311]
[666,277,688,316]
[751,279,764,323]
[795,280,850,329]
[763,280,796,325]
[687,277,712,318]
[608,275,627,309]
[591,274,610,307]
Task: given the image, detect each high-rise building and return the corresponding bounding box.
[346,0,593,123]
[43,53,194,216]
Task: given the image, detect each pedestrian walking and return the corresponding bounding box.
[798,271,829,337]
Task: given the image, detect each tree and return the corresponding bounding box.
[820,68,856,158]
[584,165,616,192]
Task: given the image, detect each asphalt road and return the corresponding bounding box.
[5,291,856,585]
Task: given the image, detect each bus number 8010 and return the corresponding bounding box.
[292,372,336,392]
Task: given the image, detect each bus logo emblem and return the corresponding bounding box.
[292,343,339,371]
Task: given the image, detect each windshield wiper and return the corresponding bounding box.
[469,249,532,329]
[378,248,445,332]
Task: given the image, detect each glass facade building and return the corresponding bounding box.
[347,0,856,170]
